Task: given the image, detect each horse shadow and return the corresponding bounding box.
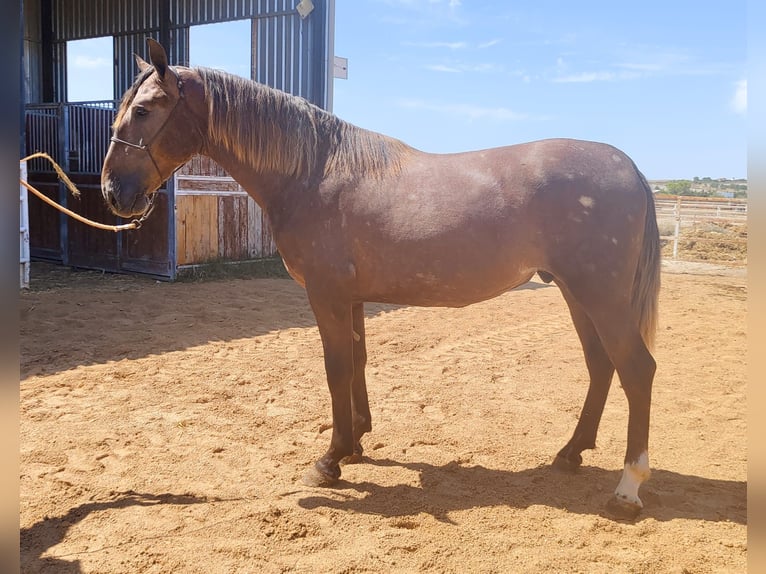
[20,490,221,574]
[297,458,746,525]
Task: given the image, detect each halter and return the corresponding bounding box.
[110,68,185,183]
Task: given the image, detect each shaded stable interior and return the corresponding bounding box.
[22,0,334,279]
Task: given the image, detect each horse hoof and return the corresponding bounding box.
[301,462,340,487]
[605,495,642,520]
[552,454,581,472]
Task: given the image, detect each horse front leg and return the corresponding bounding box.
[302,292,356,487]
[343,302,372,464]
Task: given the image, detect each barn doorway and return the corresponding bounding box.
[65,37,114,102]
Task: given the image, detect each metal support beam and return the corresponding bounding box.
[40,0,54,101]
[159,0,170,51]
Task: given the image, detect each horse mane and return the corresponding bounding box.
[196,67,412,180]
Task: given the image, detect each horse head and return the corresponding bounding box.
[101,38,205,218]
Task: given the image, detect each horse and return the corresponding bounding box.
[101,38,660,520]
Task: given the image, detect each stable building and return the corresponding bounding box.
[22,0,335,279]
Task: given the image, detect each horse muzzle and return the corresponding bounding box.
[101,175,154,219]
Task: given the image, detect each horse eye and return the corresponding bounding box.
[135,106,148,117]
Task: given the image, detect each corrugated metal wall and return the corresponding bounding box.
[253,0,328,103]
[23,0,43,103]
[170,0,297,27]
[43,0,332,107]
[50,0,307,40]
[50,0,162,40]
[25,0,333,278]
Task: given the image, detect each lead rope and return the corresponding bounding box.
[19,152,153,231]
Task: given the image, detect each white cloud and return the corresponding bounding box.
[550,48,728,84]
[618,62,665,73]
[403,39,502,51]
[552,71,615,83]
[425,61,500,73]
[730,79,746,115]
[398,99,531,121]
[378,0,466,25]
[552,69,643,83]
[613,49,732,79]
[382,0,460,10]
[403,40,468,49]
[72,55,111,70]
[509,69,533,83]
[426,64,461,73]
[615,50,689,75]
[478,39,502,49]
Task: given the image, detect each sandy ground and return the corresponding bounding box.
[20,260,746,573]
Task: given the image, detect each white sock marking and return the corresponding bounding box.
[614,451,651,508]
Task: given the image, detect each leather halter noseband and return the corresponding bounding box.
[109,68,185,181]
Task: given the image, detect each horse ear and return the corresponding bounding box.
[135,54,151,73]
[146,37,169,80]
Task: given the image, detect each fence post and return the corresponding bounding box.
[20,161,30,289]
[58,102,70,265]
[672,196,681,260]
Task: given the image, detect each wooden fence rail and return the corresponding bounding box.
[654,195,747,261]
[655,195,747,225]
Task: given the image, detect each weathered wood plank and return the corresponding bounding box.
[263,212,277,256]
[177,177,240,193]
[173,164,278,264]
[176,195,218,265]
[177,154,229,177]
[217,195,248,260]
[247,196,267,258]
[246,196,278,258]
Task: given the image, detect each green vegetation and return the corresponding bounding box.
[652,178,748,199]
[664,180,692,196]
[175,257,290,282]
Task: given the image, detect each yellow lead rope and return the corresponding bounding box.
[20,152,142,232]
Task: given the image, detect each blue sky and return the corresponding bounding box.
[66,1,746,179]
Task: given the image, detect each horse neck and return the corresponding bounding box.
[195,75,324,210]
[202,142,308,213]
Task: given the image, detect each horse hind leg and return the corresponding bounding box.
[553,284,616,472]
[555,279,656,519]
[588,306,655,519]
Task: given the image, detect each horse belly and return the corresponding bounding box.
[356,236,537,307]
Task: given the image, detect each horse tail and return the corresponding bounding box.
[632,169,661,351]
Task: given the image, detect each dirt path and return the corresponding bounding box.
[20,262,746,573]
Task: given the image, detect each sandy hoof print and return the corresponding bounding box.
[340,442,364,466]
[605,494,643,520]
[302,463,340,487]
[340,452,364,465]
[551,453,582,472]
